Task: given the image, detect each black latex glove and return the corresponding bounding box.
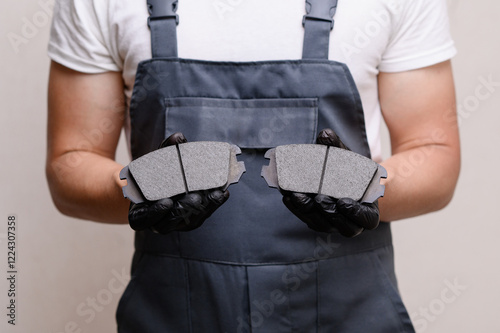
[282,129,380,238]
[128,132,230,234]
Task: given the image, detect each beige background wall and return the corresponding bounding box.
[0,0,498,332]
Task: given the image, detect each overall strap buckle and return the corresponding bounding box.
[302,0,338,30]
[147,0,179,27]
[147,0,179,58]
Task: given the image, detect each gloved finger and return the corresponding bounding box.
[159,132,188,148]
[167,192,206,231]
[282,192,325,226]
[316,128,350,150]
[336,198,380,230]
[282,194,312,223]
[180,189,229,231]
[314,194,364,237]
[129,198,174,231]
[283,193,333,232]
[150,208,180,234]
[151,196,197,233]
[285,192,316,213]
[201,189,230,218]
[128,203,150,230]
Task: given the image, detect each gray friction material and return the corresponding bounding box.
[179,142,231,192]
[121,142,245,204]
[128,145,185,201]
[275,144,326,194]
[264,144,386,202]
[321,147,378,201]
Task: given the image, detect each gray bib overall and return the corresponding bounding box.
[116,1,415,332]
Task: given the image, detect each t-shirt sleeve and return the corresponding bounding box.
[48,0,120,73]
[379,0,456,73]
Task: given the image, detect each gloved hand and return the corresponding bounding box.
[282,129,380,237]
[128,132,230,234]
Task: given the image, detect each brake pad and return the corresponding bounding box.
[120,142,246,204]
[261,144,387,203]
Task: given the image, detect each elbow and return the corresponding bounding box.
[428,157,461,213]
[49,195,75,218]
[431,186,457,212]
[45,162,77,218]
[416,180,458,217]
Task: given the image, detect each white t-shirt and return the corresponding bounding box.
[48,0,456,162]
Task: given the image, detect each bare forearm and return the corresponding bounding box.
[379,143,460,222]
[46,152,129,224]
[47,62,129,224]
[377,61,460,222]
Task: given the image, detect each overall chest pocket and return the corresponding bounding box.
[165,97,319,148]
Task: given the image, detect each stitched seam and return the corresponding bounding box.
[311,102,319,144]
[165,97,319,108]
[136,241,392,266]
[316,264,320,333]
[245,266,253,333]
[115,254,148,325]
[369,248,409,332]
[185,260,193,333]
[340,64,371,158]
[141,58,347,68]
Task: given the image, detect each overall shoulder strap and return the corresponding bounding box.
[302,0,338,59]
[147,0,179,58]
